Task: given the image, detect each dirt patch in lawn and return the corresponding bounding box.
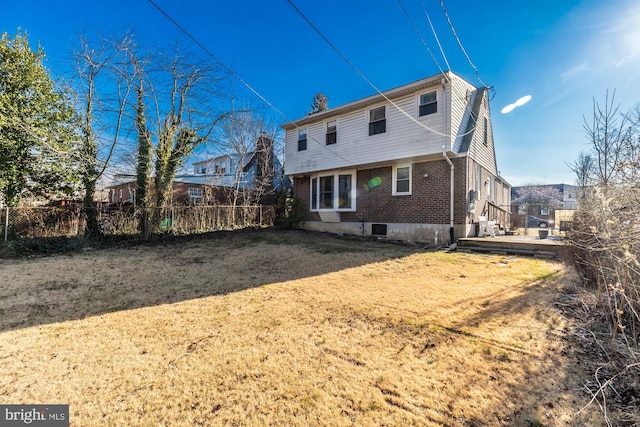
[0,229,605,425]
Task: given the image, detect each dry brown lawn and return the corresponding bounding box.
[0,229,602,426]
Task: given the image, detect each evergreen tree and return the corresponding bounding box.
[308,92,328,115]
[0,30,80,206]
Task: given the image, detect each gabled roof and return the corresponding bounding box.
[281,71,467,130]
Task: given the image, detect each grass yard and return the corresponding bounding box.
[0,229,602,426]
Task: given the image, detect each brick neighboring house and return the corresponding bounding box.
[107,135,289,206]
[282,71,511,244]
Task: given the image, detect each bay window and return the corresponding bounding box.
[309,170,356,211]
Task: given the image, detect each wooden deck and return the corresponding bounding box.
[457,233,566,258]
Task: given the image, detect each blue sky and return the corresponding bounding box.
[3,0,640,186]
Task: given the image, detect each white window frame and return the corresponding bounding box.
[298,128,308,151]
[418,91,437,116]
[392,164,412,196]
[326,120,337,145]
[540,208,550,215]
[309,170,357,212]
[189,187,204,198]
[368,106,386,136]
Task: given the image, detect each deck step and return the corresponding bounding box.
[456,236,564,258]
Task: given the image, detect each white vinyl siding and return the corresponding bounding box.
[285,91,445,176]
[450,76,476,153]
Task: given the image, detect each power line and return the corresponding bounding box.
[148,0,287,119]
[286,0,473,140]
[421,0,451,72]
[395,0,448,80]
[147,0,358,167]
[150,0,479,165]
[439,0,489,88]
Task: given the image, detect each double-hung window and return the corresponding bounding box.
[393,165,412,195]
[189,187,203,198]
[338,175,352,209]
[326,120,337,145]
[311,178,318,210]
[419,91,437,116]
[319,176,334,209]
[298,129,307,151]
[369,106,386,135]
[310,171,356,211]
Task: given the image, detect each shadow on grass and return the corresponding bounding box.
[0,228,419,333]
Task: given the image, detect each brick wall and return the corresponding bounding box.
[294,157,472,225]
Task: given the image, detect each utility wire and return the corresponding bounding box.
[286,0,474,139]
[148,0,286,119]
[439,0,489,88]
[395,0,448,81]
[148,0,358,167]
[150,0,478,163]
[421,0,451,72]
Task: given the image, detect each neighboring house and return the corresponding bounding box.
[107,136,289,206]
[282,71,511,244]
[510,183,578,228]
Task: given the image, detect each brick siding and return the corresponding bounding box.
[294,157,472,225]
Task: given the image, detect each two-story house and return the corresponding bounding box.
[282,71,511,244]
[108,135,289,206]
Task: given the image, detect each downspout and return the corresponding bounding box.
[441,75,455,244]
[443,149,455,244]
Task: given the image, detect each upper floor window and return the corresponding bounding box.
[393,165,411,195]
[326,120,337,145]
[298,129,307,151]
[196,165,207,174]
[369,106,386,135]
[419,91,437,116]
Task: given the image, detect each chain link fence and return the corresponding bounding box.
[2,204,276,242]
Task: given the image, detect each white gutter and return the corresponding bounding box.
[443,149,455,235]
[441,76,455,242]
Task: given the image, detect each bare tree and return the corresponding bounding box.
[582,90,631,188]
[567,92,640,422]
[73,32,133,237]
[219,111,278,223]
[125,41,229,237]
[568,151,595,193]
